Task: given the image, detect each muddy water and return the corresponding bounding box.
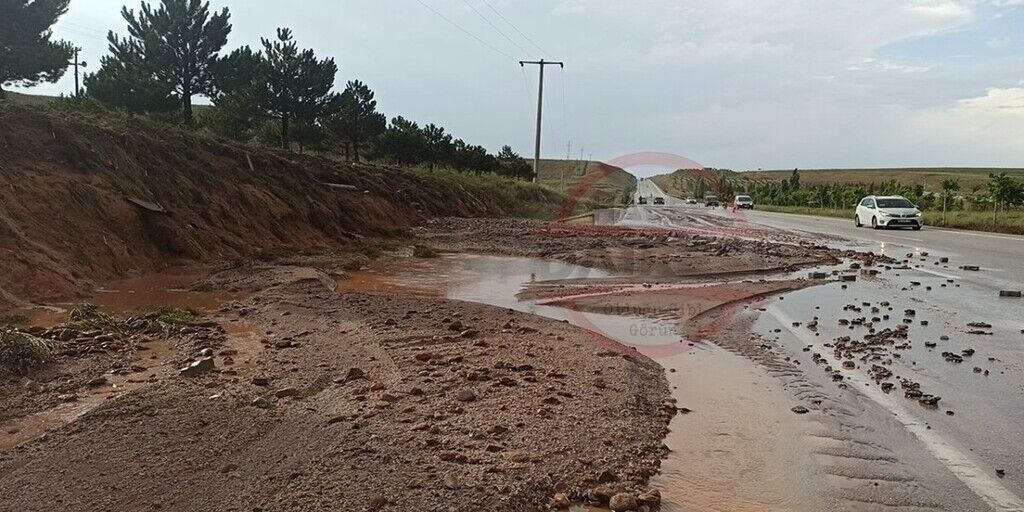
[340,253,828,510]
[757,270,1024,510]
[2,271,253,450]
[19,272,245,327]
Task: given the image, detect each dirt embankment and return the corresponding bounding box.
[0,105,564,310]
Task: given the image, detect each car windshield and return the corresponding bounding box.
[737,196,751,201]
[706,196,718,200]
[876,198,914,208]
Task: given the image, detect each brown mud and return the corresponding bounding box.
[0,216,857,511]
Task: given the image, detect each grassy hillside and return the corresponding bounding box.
[536,159,636,205]
[740,168,1024,193]
[2,91,57,107]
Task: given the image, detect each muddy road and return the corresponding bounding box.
[1,214,1020,511]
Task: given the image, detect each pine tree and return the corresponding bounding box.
[85,43,177,113]
[91,0,231,119]
[328,80,385,162]
[496,145,531,181]
[0,0,74,94]
[258,28,339,150]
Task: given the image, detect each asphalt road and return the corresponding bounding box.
[624,178,1024,510]
[634,178,1024,291]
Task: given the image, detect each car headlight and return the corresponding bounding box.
[878,211,891,217]
[912,211,921,217]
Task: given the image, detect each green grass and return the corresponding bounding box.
[1,328,59,375]
[756,205,1024,234]
[407,166,590,220]
[68,303,119,330]
[153,306,198,325]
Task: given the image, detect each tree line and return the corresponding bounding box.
[1,0,533,181]
[735,170,1024,223]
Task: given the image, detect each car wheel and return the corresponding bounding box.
[855,215,862,227]
[871,217,880,229]
[912,225,922,231]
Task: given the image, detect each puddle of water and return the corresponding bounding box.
[653,348,820,512]
[2,271,253,450]
[759,273,1024,508]
[340,253,825,509]
[17,271,245,328]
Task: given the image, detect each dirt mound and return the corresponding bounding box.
[0,106,563,309]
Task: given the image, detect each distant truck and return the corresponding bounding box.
[704,195,720,207]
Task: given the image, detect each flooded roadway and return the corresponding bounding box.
[338,254,846,510]
[341,222,1023,511]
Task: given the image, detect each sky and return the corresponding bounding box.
[14,0,1024,174]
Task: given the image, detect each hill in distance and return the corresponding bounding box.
[535,159,636,205]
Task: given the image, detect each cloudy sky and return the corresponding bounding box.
[15,0,1024,172]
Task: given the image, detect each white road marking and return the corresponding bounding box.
[913,267,961,281]
[929,228,1024,243]
[767,305,1024,511]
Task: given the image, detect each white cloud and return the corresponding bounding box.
[958,87,1024,110]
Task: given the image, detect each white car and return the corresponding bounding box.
[855,195,923,230]
[734,195,754,209]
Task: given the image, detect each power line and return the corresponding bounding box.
[480,0,549,56]
[460,0,530,55]
[413,0,516,60]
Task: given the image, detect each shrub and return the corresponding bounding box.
[0,329,59,375]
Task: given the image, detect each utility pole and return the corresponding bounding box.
[519,59,563,183]
[68,47,87,97]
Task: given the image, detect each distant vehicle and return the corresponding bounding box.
[638,196,648,205]
[704,195,720,207]
[685,198,698,205]
[855,195,922,230]
[734,195,754,209]
[653,197,666,205]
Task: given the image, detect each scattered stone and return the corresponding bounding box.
[179,358,215,377]
[608,493,638,512]
[456,389,478,402]
[344,367,366,381]
[597,469,617,484]
[791,405,809,414]
[275,387,301,399]
[638,488,662,506]
[551,493,571,509]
